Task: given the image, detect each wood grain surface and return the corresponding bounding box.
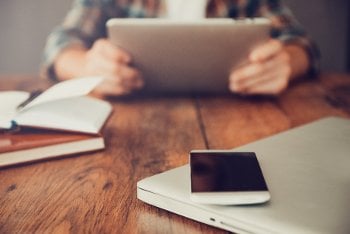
[0,74,349,233]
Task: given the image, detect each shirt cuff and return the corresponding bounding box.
[278,35,321,78]
[40,28,89,81]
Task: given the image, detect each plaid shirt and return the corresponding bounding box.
[42,0,319,79]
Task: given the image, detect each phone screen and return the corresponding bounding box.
[190,152,268,193]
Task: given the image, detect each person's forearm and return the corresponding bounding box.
[54,46,88,80]
[285,44,310,81]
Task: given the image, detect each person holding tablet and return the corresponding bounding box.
[42,0,319,96]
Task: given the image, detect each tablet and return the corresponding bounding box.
[107,18,270,94]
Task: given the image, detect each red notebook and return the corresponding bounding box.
[0,128,104,167]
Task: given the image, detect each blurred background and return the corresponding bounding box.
[0,0,349,76]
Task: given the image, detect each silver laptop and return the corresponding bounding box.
[137,117,350,233]
[107,18,270,93]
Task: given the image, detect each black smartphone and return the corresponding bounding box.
[190,150,270,205]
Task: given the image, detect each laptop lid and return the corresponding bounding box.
[107,18,270,94]
[137,117,350,233]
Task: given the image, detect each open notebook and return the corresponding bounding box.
[0,77,112,167]
[137,117,350,234]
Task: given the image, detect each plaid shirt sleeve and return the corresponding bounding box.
[41,0,119,80]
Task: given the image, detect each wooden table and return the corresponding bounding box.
[0,74,349,233]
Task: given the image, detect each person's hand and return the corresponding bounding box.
[83,38,143,96]
[229,40,292,95]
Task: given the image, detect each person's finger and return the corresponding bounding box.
[231,63,264,83]
[231,68,280,93]
[242,75,289,95]
[239,56,291,95]
[95,77,133,96]
[117,65,144,90]
[86,56,143,91]
[94,39,131,64]
[249,40,283,62]
[230,50,290,92]
[88,55,121,76]
[231,54,287,90]
[229,61,272,92]
[231,66,290,95]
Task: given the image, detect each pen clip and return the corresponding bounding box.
[0,121,21,134]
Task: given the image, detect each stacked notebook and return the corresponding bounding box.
[0,77,112,167]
